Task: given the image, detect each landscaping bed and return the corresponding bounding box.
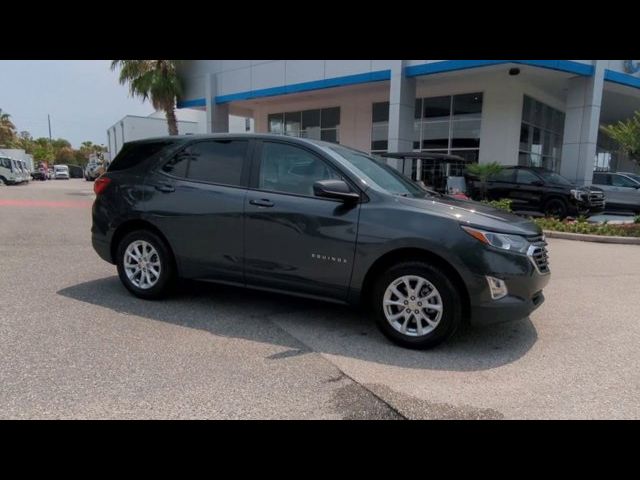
[480,198,640,238]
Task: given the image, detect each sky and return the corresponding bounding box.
[0,60,155,148]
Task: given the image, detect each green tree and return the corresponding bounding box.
[15,131,34,153]
[111,60,182,135]
[600,111,640,165]
[0,108,18,147]
[32,138,55,163]
[467,162,504,200]
[55,146,77,165]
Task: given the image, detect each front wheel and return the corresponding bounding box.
[371,261,462,349]
[543,198,568,218]
[116,230,176,300]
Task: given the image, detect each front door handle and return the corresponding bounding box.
[249,198,274,208]
[155,184,175,193]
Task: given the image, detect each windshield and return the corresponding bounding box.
[328,145,428,198]
[623,173,640,184]
[536,169,573,186]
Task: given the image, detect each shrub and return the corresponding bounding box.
[482,198,513,212]
[533,217,640,237]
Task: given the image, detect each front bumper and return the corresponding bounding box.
[470,289,546,326]
[465,243,550,326]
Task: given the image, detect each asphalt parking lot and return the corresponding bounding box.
[1,179,639,419]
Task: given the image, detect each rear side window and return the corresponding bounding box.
[593,173,609,185]
[489,169,515,183]
[184,140,248,186]
[109,141,172,172]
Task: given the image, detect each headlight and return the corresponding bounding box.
[461,226,530,253]
[570,189,584,201]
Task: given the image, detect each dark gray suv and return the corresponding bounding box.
[92,134,550,349]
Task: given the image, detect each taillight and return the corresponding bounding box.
[94,176,112,195]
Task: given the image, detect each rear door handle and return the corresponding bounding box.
[249,198,274,208]
[155,183,175,193]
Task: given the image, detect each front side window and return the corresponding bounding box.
[258,142,341,197]
[516,169,542,185]
[611,174,638,188]
[185,140,248,186]
[536,169,572,186]
[329,145,426,198]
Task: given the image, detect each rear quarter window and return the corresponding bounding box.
[108,141,173,172]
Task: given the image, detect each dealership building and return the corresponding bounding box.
[176,60,640,185]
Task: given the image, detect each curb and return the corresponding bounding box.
[543,230,640,245]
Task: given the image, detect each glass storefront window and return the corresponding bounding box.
[371,101,389,152]
[268,107,340,144]
[519,95,565,172]
[268,113,284,134]
[372,92,483,159]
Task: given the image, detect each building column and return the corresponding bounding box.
[205,73,229,133]
[560,61,606,186]
[387,60,416,174]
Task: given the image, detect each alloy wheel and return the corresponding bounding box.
[123,240,162,289]
[382,275,443,337]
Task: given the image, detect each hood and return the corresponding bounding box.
[397,194,542,236]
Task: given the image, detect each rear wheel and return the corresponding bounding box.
[371,261,462,349]
[116,230,176,299]
[543,198,568,218]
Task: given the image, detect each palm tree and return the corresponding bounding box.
[601,111,640,166]
[0,108,17,147]
[111,60,183,135]
[466,162,504,200]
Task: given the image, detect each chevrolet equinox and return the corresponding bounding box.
[92,134,550,349]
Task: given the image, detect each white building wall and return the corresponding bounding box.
[251,85,389,152]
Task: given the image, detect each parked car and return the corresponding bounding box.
[592,172,640,213]
[47,168,54,179]
[32,163,48,181]
[84,161,103,181]
[53,164,70,180]
[92,135,550,349]
[0,156,21,185]
[469,166,605,218]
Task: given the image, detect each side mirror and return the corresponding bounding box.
[532,180,544,187]
[313,179,360,202]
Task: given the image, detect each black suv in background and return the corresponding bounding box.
[470,166,605,218]
[92,135,550,349]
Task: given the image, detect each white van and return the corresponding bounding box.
[19,160,29,183]
[0,156,21,185]
[54,164,70,180]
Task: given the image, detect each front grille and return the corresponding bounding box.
[527,238,550,275]
[587,191,605,206]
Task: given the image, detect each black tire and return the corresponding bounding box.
[371,261,462,349]
[543,198,568,218]
[116,230,176,300]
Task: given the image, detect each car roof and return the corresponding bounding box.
[123,133,354,152]
[381,152,469,162]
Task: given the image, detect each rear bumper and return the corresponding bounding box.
[92,233,113,264]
